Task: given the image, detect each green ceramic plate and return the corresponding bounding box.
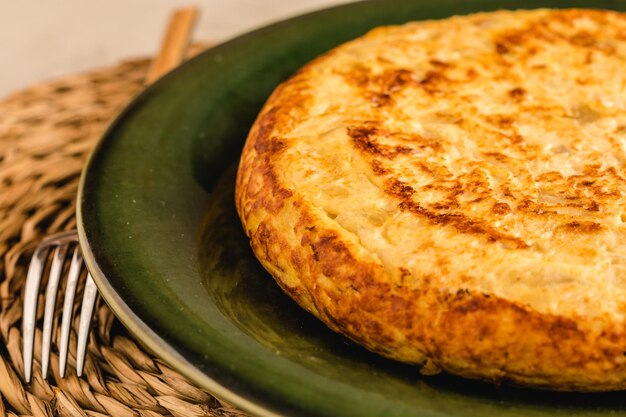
[78,1,626,416]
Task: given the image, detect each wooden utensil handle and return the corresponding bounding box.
[145,7,199,85]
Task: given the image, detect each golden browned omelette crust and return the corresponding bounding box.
[235,9,626,391]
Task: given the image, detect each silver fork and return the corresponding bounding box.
[22,230,98,382]
[21,6,198,383]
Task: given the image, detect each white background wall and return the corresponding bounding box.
[0,0,353,99]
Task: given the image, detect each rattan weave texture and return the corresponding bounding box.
[0,51,248,417]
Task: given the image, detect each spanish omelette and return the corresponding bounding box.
[235,8,626,391]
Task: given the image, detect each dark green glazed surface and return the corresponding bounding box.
[78,1,626,416]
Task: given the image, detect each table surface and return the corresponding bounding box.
[0,0,351,99]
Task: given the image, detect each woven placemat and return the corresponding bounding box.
[0,47,250,417]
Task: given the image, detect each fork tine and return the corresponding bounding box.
[41,243,70,379]
[76,273,98,377]
[59,246,83,378]
[23,243,52,383]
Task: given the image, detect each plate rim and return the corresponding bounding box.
[76,226,284,417]
[75,1,379,415]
